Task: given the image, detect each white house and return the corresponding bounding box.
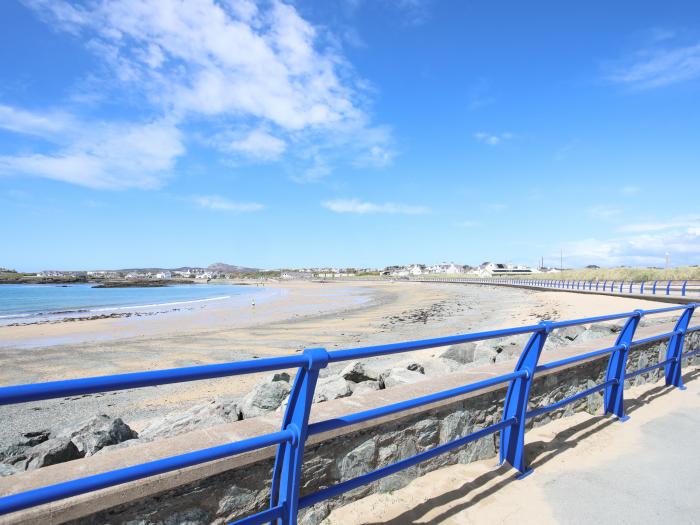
[409,264,425,276]
[155,271,172,279]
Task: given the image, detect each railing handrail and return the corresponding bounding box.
[0,303,698,523]
[354,275,700,298]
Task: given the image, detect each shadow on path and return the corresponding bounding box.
[360,367,700,525]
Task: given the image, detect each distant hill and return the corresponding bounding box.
[207,262,259,274]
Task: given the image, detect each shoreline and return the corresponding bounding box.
[0,282,374,349]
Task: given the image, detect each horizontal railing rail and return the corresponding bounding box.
[382,276,700,297]
[0,303,698,524]
[328,275,700,298]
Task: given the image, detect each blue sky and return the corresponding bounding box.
[1,0,699,271]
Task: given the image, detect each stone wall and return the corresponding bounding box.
[66,329,700,525]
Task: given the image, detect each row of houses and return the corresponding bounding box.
[381,262,562,278]
[471,262,561,277]
[37,270,87,277]
[382,262,468,277]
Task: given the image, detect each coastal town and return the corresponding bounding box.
[2,261,564,283]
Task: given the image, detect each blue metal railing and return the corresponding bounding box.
[0,303,698,523]
[387,276,700,298]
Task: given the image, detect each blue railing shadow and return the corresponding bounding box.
[0,303,698,523]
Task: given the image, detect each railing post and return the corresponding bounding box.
[603,280,607,291]
[666,280,672,295]
[682,281,688,296]
[640,281,645,294]
[629,281,633,294]
[652,280,658,294]
[500,322,551,476]
[619,280,624,293]
[270,347,328,524]
[664,305,696,389]
[610,280,615,293]
[596,281,600,291]
[604,311,642,421]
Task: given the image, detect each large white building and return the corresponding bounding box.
[469,262,541,277]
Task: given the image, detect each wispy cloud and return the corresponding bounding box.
[193,195,264,212]
[616,214,700,233]
[621,185,641,195]
[0,105,73,137]
[457,220,480,228]
[0,119,183,189]
[322,198,428,215]
[587,205,621,220]
[473,131,513,146]
[562,214,700,266]
[607,39,700,89]
[346,0,433,26]
[4,0,393,188]
[228,129,287,161]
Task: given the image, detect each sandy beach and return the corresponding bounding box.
[0,281,674,444]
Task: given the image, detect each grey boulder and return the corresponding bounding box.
[350,380,382,396]
[140,401,240,440]
[340,361,382,383]
[24,438,82,470]
[381,368,426,389]
[240,374,292,419]
[439,343,477,364]
[314,375,353,403]
[59,414,138,456]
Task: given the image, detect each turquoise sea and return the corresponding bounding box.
[0,283,263,324]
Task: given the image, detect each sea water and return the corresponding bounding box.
[0,283,265,325]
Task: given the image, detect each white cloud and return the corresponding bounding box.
[473,131,513,146]
[193,195,264,212]
[0,105,73,137]
[0,119,183,189]
[608,41,700,89]
[616,214,700,233]
[587,205,620,220]
[8,0,393,188]
[458,220,479,228]
[621,185,641,195]
[228,129,286,160]
[322,198,428,215]
[562,214,700,266]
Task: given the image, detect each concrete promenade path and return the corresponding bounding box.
[324,368,700,525]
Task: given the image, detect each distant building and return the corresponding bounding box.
[470,262,540,277]
[38,270,86,277]
[426,262,466,274]
[155,271,172,279]
[280,271,308,280]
